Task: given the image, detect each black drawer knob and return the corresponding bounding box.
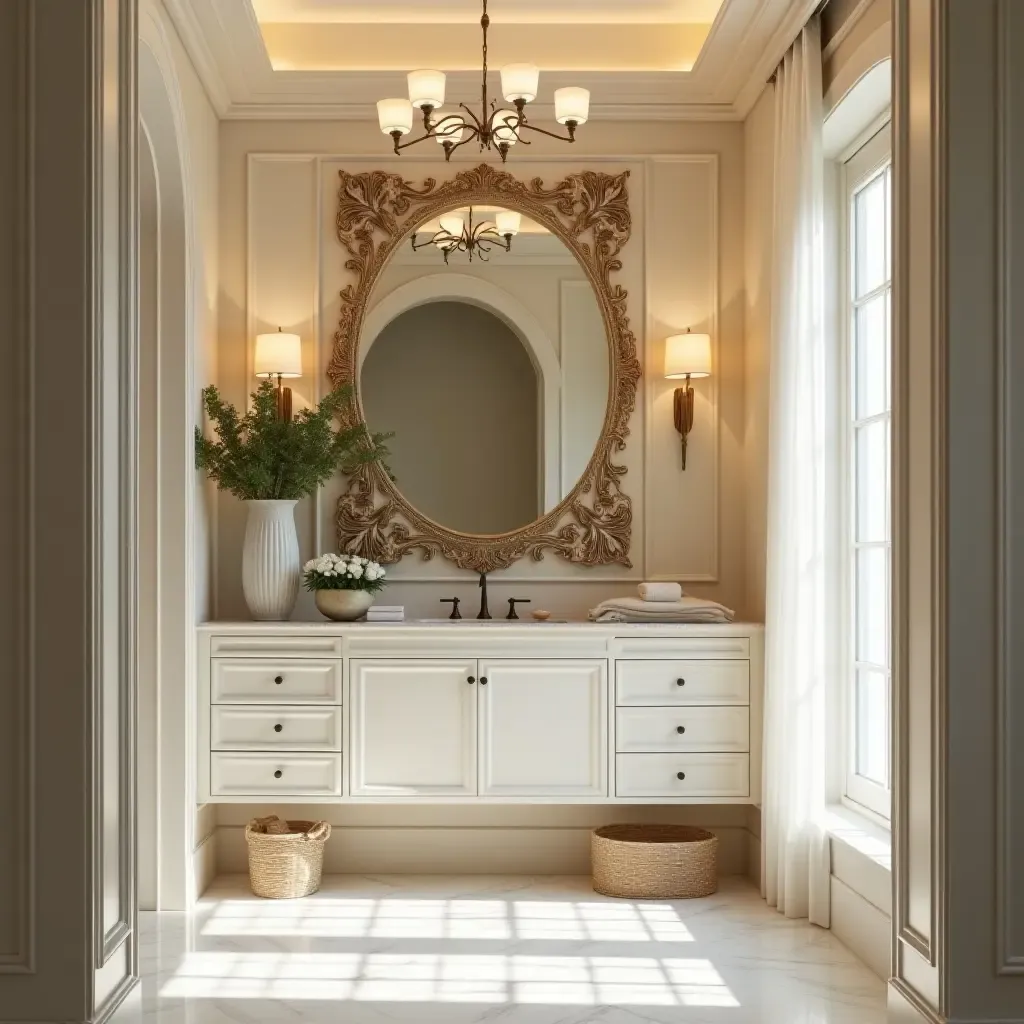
[480,676,488,685]
[274,770,283,779]
[467,675,476,684]
[676,725,686,734]
[676,771,686,781]
[274,724,283,733]
[274,675,283,684]
[676,678,685,686]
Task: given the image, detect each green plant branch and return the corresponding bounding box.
[195,380,392,501]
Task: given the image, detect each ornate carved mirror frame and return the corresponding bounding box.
[329,163,641,574]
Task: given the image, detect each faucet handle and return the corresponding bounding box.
[440,597,462,620]
[506,598,531,620]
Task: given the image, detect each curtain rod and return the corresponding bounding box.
[766,0,830,85]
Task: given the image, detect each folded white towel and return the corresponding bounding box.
[638,582,683,602]
[588,595,734,624]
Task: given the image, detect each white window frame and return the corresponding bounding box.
[839,124,892,822]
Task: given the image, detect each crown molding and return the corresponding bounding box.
[159,0,231,115]
[164,0,813,123]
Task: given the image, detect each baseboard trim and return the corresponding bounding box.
[830,875,890,979]
[215,822,757,877]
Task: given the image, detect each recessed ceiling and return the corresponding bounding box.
[251,0,724,72]
[250,1,727,25]
[163,0,817,120]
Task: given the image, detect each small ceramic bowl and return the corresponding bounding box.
[531,609,552,621]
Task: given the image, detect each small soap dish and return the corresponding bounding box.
[531,609,552,621]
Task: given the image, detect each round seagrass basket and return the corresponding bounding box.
[245,818,331,899]
[592,824,718,899]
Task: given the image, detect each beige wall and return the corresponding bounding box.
[217,121,748,621]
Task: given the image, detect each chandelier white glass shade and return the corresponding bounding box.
[412,206,520,263]
[376,0,589,163]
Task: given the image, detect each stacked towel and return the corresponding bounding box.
[638,581,683,602]
[366,605,405,622]
[588,595,734,623]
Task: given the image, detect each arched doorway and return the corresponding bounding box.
[138,21,197,911]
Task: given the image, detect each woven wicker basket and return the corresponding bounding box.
[592,824,718,899]
[245,818,331,899]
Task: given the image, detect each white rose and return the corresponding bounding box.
[303,559,317,572]
[350,564,364,578]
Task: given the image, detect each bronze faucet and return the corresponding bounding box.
[477,572,491,619]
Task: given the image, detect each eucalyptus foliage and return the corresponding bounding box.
[195,380,391,501]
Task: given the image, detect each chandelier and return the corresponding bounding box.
[376,0,590,163]
[411,207,521,263]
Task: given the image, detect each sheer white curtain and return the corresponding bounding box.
[761,18,837,926]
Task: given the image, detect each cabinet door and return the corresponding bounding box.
[478,660,607,797]
[350,659,477,797]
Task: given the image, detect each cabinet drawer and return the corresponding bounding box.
[616,706,749,753]
[211,659,341,704]
[615,753,749,798]
[211,706,341,751]
[211,634,343,658]
[210,752,342,797]
[616,660,749,706]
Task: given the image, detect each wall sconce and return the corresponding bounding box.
[664,330,711,470]
[254,327,302,420]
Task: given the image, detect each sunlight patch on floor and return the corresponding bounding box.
[201,896,695,943]
[159,951,737,1007]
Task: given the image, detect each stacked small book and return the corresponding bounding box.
[365,605,404,623]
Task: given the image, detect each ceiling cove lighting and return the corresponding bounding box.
[411,206,521,263]
[376,0,589,163]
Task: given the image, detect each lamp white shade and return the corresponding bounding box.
[501,63,539,102]
[554,86,590,125]
[664,333,712,379]
[255,331,302,379]
[495,209,521,236]
[431,112,465,143]
[492,109,520,143]
[377,97,414,135]
[439,212,465,237]
[408,69,446,109]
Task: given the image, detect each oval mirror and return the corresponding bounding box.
[359,204,609,537]
[331,165,639,573]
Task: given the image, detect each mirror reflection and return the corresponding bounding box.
[359,205,608,536]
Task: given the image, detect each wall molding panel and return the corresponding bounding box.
[237,152,731,601]
[0,0,139,1019]
[995,0,1024,979]
[892,0,1024,1019]
[0,0,37,979]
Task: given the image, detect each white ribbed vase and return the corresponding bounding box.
[241,500,300,621]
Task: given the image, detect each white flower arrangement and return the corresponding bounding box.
[302,552,387,593]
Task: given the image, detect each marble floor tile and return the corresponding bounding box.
[127,875,886,1024]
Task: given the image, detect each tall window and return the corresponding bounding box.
[843,129,892,819]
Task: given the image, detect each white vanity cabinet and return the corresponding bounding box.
[350,659,477,797]
[478,659,606,797]
[197,623,763,805]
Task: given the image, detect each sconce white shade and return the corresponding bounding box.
[554,86,590,125]
[664,332,712,379]
[492,109,520,143]
[439,212,465,237]
[495,209,521,236]
[255,331,302,379]
[407,69,446,109]
[501,63,539,103]
[377,97,414,135]
[432,112,465,143]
